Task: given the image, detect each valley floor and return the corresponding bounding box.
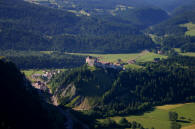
[97,103,195,129]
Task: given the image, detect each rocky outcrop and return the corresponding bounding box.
[60,83,77,99]
[54,83,93,110]
[73,97,91,111]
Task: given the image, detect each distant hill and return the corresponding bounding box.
[0,0,80,50]
[115,7,169,27]
[0,0,159,53]
[146,2,195,52]
[24,0,151,11]
[25,0,195,14]
[145,0,195,12]
[148,2,195,36]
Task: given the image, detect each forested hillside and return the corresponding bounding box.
[115,7,169,27]
[50,56,195,117]
[0,0,172,53]
[145,0,195,12]
[25,0,195,13]
[1,0,194,53]
[146,2,195,52]
[0,59,67,129]
[148,5,195,36]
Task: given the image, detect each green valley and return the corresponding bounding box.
[1,0,195,129]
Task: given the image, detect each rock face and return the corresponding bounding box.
[60,83,77,99]
[73,97,91,111]
[54,83,91,110]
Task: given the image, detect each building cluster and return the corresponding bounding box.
[31,70,61,91]
[32,81,48,92]
[32,70,61,81]
[86,56,124,70]
[127,59,136,64]
[42,70,61,80]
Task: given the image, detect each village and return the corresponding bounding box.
[31,70,61,92]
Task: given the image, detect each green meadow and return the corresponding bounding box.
[22,69,67,81]
[180,22,195,36]
[71,51,167,63]
[22,69,44,78]
[0,56,4,59]
[97,103,195,129]
[174,48,195,57]
[181,53,195,57]
[71,53,139,62]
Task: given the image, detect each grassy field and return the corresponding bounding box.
[22,69,44,78]
[0,56,5,59]
[71,51,167,63]
[181,53,195,57]
[148,34,161,44]
[182,124,195,129]
[22,69,67,81]
[174,48,195,57]
[180,22,195,36]
[40,51,54,54]
[97,103,195,129]
[156,103,186,110]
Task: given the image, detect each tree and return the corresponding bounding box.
[117,58,122,64]
[132,121,138,129]
[119,118,129,127]
[169,112,178,121]
[102,118,117,128]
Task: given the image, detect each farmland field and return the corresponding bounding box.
[97,103,195,129]
[71,51,167,63]
[22,69,44,78]
[180,22,195,36]
[22,69,67,81]
[181,53,195,57]
[174,48,195,57]
[0,56,4,59]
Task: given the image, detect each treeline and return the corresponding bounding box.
[70,109,155,129]
[50,56,195,117]
[52,34,155,53]
[97,118,154,129]
[0,59,67,129]
[0,51,85,69]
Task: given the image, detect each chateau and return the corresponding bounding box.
[86,56,123,70]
